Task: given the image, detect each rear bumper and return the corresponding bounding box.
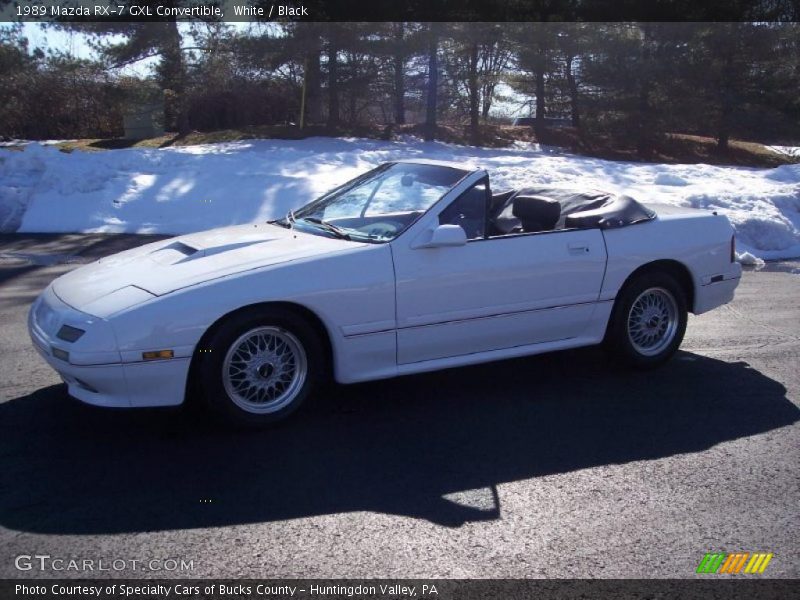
[694,263,742,314]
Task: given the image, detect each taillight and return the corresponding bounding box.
[731,235,736,263]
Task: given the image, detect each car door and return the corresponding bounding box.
[392,177,608,365]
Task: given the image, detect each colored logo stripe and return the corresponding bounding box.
[744,553,774,574]
[697,553,774,574]
[697,553,726,573]
[719,553,749,573]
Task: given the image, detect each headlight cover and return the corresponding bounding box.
[56,324,86,342]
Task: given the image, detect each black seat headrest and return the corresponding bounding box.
[489,190,517,216]
[512,195,561,232]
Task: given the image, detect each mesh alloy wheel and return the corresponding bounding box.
[626,287,680,357]
[221,326,308,415]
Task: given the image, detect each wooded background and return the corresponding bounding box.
[2,19,799,155]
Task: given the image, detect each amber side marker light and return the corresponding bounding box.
[51,347,69,362]
[142,350,174,360]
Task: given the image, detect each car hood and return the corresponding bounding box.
[52,223,361,314]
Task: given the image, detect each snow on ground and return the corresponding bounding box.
[767,145,800,158]
[0,139,75,148]
[1,137,799,261]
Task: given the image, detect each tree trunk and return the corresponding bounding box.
[468,41,480,140]
[163,19,189,135]
[304,27,323,125]
[717,49,735,153]
[535,70,546,122]
[532,31,548,125]
[424,23,439,141]
[636,80,652,158]
[349,90,356,125]
[717,127,730,152]
[327,33,339,128]
[393,22,406,125]
[481,83,494,121]
[565,53,580,127]
[636,24,653,158]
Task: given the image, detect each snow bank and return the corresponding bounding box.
[1,137,799,261]
[767,145,800,158]
[736,251,766,266]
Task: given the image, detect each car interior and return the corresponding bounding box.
[327,186,657,242]
[453,187,658,238]
[488,187,657,236]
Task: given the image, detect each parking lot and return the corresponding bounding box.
[1,234,798,578]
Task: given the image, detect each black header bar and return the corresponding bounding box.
[2,0,800,23]
[2,579,798,600]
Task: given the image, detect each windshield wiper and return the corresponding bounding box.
[300,217,351,240]
[268,209,296,229]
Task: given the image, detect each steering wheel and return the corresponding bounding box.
[361,221,403,239]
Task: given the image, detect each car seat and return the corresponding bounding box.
[512,195,561,233]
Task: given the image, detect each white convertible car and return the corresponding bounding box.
[29,160,741,425]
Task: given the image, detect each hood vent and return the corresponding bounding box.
[148,238,274,266]
[149,241,200,265]
[169,242,199,256]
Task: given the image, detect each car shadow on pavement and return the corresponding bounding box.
[1,349,798,533]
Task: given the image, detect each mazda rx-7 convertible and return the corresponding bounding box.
[29,160,742,426]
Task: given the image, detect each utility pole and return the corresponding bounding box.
[299,58,308,130]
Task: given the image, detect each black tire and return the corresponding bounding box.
[604,270,688,369]
[194,307,325,428]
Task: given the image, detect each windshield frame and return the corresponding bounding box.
[272,162,473,244]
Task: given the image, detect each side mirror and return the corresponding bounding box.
[414,224,468,249]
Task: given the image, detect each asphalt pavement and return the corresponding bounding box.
[0,234,798,579]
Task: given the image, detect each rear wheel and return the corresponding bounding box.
[195,308,324,427]
[605,271,688,369]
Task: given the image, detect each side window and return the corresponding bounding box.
[438,181,488,240]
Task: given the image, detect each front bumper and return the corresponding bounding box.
[28,287,189,408]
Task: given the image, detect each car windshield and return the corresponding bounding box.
[275,163,468,243]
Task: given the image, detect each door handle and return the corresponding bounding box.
[568,243,590,254]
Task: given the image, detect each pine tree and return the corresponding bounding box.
[56,1,200,134]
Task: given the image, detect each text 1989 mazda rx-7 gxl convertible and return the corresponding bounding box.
[29,160,741,426]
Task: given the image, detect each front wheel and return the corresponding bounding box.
[605,271,688,369]
[195,308,324,427]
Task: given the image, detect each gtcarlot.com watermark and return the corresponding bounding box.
[15,554,194,572]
